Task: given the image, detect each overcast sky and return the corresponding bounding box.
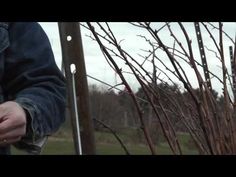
[39,22,236,95]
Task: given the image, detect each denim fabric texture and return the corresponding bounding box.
[0,22,66,154]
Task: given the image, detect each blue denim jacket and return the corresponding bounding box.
[0,22,66,154]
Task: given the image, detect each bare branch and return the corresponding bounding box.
[93,118,130,155]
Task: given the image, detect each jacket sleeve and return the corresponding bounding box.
[2,22,66,152]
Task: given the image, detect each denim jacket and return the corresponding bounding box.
[0,22,66,154]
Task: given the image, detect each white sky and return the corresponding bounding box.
[39,22,236,95]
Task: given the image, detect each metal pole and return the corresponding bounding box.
[230,46,236,102]
[58,22,96,155]
[194,22,212,91]
[71,64,82,155]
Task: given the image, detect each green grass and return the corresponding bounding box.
[11,130,198,155]
[11,140,170,155]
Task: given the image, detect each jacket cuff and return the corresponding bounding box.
[13,97,47,154]
[14,97,36,140]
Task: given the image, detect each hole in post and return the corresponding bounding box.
[67,35,72,41]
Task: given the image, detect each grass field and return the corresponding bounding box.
[11,130,199,155]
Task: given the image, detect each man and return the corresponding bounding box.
[0,22,66,154]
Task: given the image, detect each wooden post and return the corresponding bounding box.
[58,22,96,155]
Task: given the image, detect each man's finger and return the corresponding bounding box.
[0,136,22,146]
[0,104,8,117]
[0,119,12,134]
[0,125,25,140]
[0,116,25,134]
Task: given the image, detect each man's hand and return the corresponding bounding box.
[0,101,27,146]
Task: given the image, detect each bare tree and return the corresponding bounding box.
[83,22,236,155]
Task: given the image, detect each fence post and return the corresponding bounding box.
[58,22,96,155]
